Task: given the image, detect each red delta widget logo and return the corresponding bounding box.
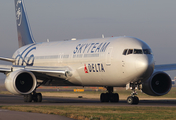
[84,63,105,73]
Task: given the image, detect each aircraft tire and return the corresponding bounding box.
[110,93,119,102]
[100,93,106,102]
[133,96,139,104]
[25,94,32,102]
[127,96,133,104]
[32,93,42,102]
[37,93,42,102]
[33,93,38,102]
[100,93,109,102]
[105,93,110,102]
[127,96,139,104]
[24,95,28,102]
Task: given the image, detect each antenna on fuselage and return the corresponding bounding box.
[71,38,76,41]
[102,34,104,38]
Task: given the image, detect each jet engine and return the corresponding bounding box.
[142,71,172,96]
[5,69,37,95]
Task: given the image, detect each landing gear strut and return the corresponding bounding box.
[127,83,139,104]
[100,87,119,103]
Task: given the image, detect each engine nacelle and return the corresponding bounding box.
[142,71,172,96]
[5,69,37,95]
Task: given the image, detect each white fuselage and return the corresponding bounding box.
[12,36,155,87]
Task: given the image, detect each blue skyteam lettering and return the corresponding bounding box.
[88,63,105,73]
[91,43,99,53]
[73,42,110,54]
[100,42,110,52]
[73,44,81,54]
[83,44,90,53]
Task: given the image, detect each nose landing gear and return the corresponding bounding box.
[127,91,139,104]
[127,83,140,104]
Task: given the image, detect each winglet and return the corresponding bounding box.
[14,0,36,48]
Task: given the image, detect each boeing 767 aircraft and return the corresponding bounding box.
[0,0,176,104]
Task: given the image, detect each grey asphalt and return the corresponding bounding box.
[1,94,176,106]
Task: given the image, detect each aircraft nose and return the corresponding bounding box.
[136,56,154,77]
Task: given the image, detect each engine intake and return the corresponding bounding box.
[142,71,172,96]
[5,70,37,95]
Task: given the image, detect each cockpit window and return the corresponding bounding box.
[143,49,152,54]
[123,49,152,55]
[127,49,133,55]
[123,49,128,55]
[134,49,143,54]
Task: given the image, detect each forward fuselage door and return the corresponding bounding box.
[106,47,113,66]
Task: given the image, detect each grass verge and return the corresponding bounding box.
[1,105,176,120]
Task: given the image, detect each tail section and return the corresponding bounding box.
[15,0,36,48]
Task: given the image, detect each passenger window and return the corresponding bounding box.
[143,49,152,54]
[134,49,143,54]
[127,49,133,55]
[123,49,128,55]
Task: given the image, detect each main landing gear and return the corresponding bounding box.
[24,82,44,102]
[100,87,119,103]
[24,92,42,102]
[127,83,139,105]
[100,84,140,104]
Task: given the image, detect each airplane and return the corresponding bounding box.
[0,0,176,104]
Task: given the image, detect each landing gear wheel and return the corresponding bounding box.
[133,96,139,104]
[24,93,42,102]
[24,94,32,102]
[127,96,133,104]
[37,93,42,102]
[100,93,105,102]
[24,95,27,102]
[127,96,139,105]
[100,93,119,103]
[100,87,120,103]
[100,93,109,102]
[27,94,32,102]
[33,93,42,102]
[110,93,119,102]
[105,93,110,102]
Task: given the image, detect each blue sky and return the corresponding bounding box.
[0,0,176,83]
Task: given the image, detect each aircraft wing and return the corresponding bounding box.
[0,56,72,81]
[25,66,71,79]
[155,64,176,71]
[0,57,15,62]
[0,65,12,73]
[0,64,71,80]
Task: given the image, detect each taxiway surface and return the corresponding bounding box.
[0,94,176,107]
[0,109,74,120]
[0,94,176,120]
